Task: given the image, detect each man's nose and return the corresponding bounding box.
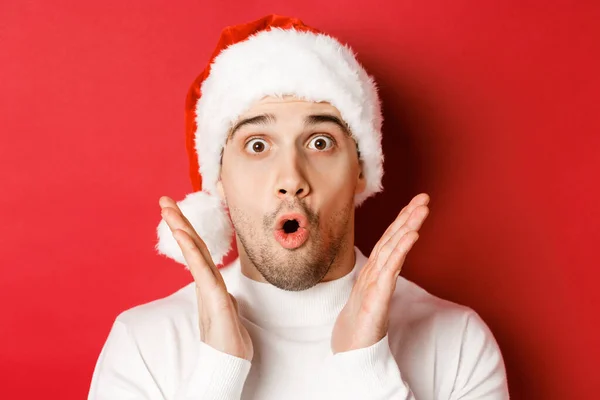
[274,152,311,201]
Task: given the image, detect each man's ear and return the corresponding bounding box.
[355,161,367,195]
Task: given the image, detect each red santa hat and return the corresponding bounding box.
[156,14,384,268]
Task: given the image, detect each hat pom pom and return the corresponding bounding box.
[155,191,233,267]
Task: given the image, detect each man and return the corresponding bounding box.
[88,14,509,400]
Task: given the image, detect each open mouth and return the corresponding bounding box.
[275,213,307,230]
[282,219,300,233]
[274,213,309,249]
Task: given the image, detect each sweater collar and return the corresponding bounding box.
[225,246,368,328]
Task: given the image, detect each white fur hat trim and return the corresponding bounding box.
[195,28,384,206]
[156,191,233,267]
[157,27,384,266]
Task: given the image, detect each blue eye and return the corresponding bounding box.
[308,135,334,151]
[245,138,270,154]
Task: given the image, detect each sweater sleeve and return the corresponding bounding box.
[319,310,509,400]
[449,311,509,399]
[88,319,252,400]
[321,333,416,400]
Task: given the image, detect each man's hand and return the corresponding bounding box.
[159,196,254,362]
[331,193,430,354]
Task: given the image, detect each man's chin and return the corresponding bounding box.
[241,235,335,290]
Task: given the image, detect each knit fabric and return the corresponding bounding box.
[88,247,509,399]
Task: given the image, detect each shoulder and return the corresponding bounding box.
[113,263,239,338]
[390,278,508,395]
[384,278,508,397]
[114,281,198,341]
[388,277,496,348]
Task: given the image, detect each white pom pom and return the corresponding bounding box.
[155,191,233,267]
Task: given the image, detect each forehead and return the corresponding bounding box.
[237,95,344,120]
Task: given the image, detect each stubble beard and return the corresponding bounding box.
[228,197,354,291]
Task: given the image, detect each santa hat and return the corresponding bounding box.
[156,14,384,268]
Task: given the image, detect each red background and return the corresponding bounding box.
[1,1,598,399]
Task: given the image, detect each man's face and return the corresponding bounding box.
[217,96,366,291]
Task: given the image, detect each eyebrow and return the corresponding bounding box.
[228,113,351,140]
[229,114,276,140]
[305,114,351,136]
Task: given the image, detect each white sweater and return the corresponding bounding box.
[88,247,509,399]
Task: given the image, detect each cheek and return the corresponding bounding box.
[309,153,359,196]
[220,153,270,209]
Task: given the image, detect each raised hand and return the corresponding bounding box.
[331,193,430,354]
[159,196,254,361]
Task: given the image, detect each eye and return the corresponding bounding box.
[245,138,270,154]
[308,135,335,151]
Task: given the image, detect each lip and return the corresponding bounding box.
[273,213,310,249]
[275,213,308,230]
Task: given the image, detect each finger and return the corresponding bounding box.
[162,206,221,274]
[160,196,193,226]
[379,231,419,296]
[159,195,176,210]
[370,193,429,260]
[380,193,429,242]
[359,194,427,291]
[167,202,196,230]
[160,196,197,234]
[161,206,212,260]
[174,229,222,291]
[359,202,429,293]
[167,210,227,289]
[160,196,207,253]
[195,284,205,329]
[376,205,429,270]
[160,200,225,286]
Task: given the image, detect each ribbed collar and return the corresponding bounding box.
[224,247,368,328]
